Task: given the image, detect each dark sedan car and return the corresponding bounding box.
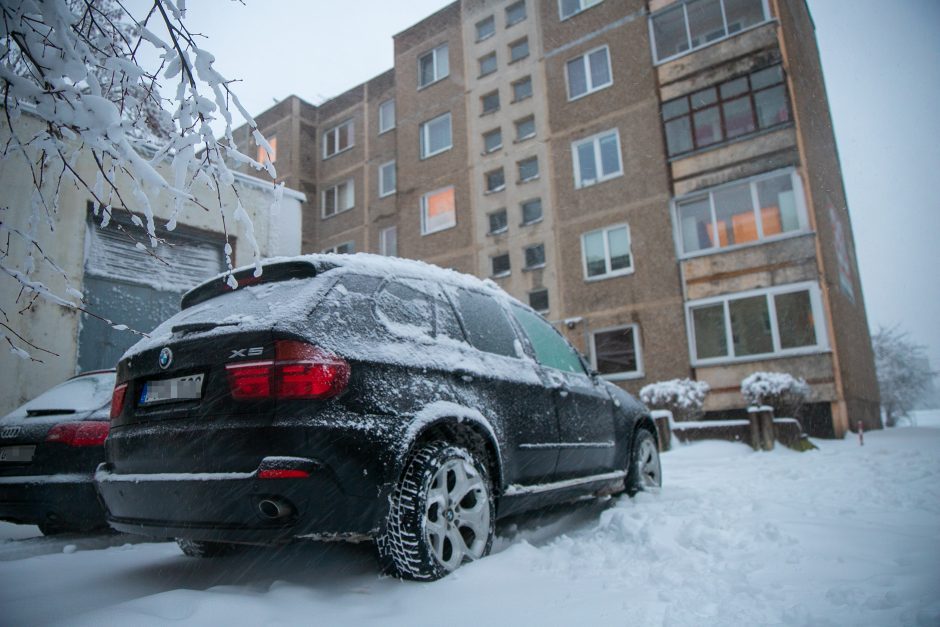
[0,370,115,535]
[97,254,661,580]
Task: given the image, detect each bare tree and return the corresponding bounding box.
[0,0,276,359]
[872,325,937,426]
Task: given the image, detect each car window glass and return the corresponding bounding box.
[375,280,434,339]
[434,294,465,342]
[454,289,518,358]
[311,274,382,341]
[6,372,116,418]
[510,304,585,374]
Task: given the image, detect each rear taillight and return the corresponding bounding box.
[110,383,127,420]
[45,421,110,447]
[225,340,350,401]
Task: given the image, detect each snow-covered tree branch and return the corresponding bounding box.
[0,0,276,360]
[872,325,937,426]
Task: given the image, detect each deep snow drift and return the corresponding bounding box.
[1,422,938,626]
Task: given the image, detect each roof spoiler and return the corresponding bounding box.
[180,260,327,310]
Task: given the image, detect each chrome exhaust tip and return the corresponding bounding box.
[257,498,294,520]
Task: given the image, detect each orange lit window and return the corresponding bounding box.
[257,135,277,164]
[421,186,456,235]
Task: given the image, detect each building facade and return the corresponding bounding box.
[232,0,878,438]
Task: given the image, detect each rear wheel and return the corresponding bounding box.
[626,429,662,496]
[176,538,243,558]
[377,442,494,581]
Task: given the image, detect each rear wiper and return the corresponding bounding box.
[26,409,77,417]
[172,321,239,334]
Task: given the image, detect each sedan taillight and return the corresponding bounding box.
[45,422,110,447]
[225,340,350,401]
[110,383,127,420]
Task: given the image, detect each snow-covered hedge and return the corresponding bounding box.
[740,372,810,418]
[640,379,710,422]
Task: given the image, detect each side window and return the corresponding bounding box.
[311,274,382,341]
[510,304,585,374]
[374,280,434,339]
[454,289,519,358]
[434,293,465,342]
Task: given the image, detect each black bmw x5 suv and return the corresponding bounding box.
[97,254,661,580]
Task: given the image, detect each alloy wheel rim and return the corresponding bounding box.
[424,458,490,571]
[639,438,661,487]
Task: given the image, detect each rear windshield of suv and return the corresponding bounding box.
[5,372,116,419]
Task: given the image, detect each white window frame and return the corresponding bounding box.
[322,241,355,254]
[649,0,772,65]
[420,186,457,235]
[685,281,830,366]
[419,112,453,159]
[671,168,809,259]
[418,43,449,88]
[559,0,603,21]
[322,119,354,159]
[571,128,623,189]
[378,160,396,198]
[580,223,633,281]
[565,45,612,101]
[321,178,355,218]
[590,323,644,381]
[379,226,397,256]
[378,100,395,134]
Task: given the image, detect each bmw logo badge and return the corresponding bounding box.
[158,347,173,370]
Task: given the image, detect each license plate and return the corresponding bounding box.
[0,445,36,463]
[139,373,205,406]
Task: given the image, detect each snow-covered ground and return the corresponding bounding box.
[2,426,938,626]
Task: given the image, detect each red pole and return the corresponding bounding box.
[858,420,864,446]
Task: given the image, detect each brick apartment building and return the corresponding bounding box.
[231,0,878,438]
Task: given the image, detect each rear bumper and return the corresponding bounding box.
[0,473,106,528]
[95,460,389,544]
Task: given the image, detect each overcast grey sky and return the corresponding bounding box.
[158,0,940,370]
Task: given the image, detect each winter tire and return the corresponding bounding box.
[377,441,495,581]
[176,538,243,558]
[626,428,662,496]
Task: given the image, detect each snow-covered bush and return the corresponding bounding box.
[740,372,810,418]
[640,378,710,422]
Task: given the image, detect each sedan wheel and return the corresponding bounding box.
[626,429,662,496]
[378,442,494,580]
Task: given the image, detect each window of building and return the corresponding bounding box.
[663,64,790,157]
[322,179,354,218]
[509,37,529,63]
[528,289,549,314]
[559,0,603,20]
[483,128,502,154]
[572,129,623,188]
[418,43,449,87]
[517,156,539,182]
[419,112,452,159]
[687,283,826,364]
[323,241,355,254]
[675,169,805,256]
[591,325,642,379]
[491,252,511,277]
[515,115,536,141]
[506,0,527,26]
[378,100,395,134]
[511,303,585,373]
[524,243,545,269]
[479,52,497,77]
[488,209,508,235]
[323,120,353,159]
[521,198,542,225]
[485,167,506,193]
[566,45,612,100]
[581,224,632,280]
[512,76,533,102]
[256,135,276,164]
[379,160,396,197]
[651,0,769,64]
[476,15,495,41]
[481,90,500,115]
[421,186,457,235]
[379,226,397,256]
